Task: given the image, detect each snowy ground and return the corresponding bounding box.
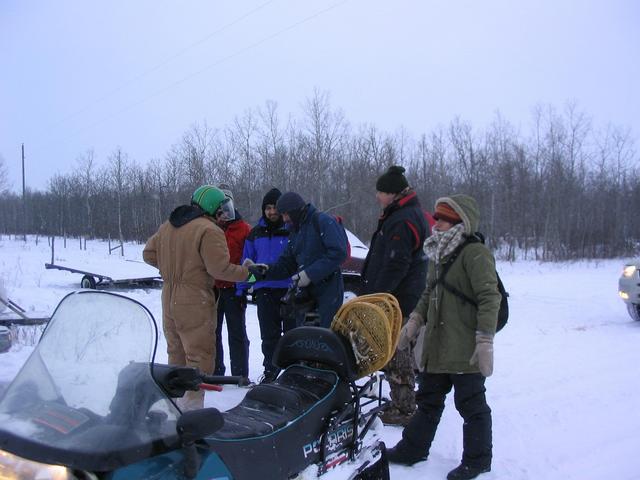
[1,235,638,480]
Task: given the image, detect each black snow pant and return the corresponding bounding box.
[214,288,249,377]
[255,287,295,374]
[401,372,492,469]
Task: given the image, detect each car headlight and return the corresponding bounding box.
[623,265,637,278]
[0,449,77,480]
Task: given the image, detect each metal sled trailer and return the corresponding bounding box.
[44,262,161,289]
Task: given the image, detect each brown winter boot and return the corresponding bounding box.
[380,407,414,427]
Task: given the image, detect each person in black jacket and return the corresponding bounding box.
[361,165,428,426]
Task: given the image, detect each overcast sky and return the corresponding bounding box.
[1,0,638,190]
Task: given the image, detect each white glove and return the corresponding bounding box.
[470,332,494,377]
[292,270,311,287]
[397,312,423,350]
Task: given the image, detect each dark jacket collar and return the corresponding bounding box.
[259,215,285,230]
[169,205,206,227]
[380,190,419,220]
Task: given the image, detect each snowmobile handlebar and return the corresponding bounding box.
[200,375,244,385]
[152,364,243,397]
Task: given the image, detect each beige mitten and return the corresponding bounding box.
[397,312,423,351]
[470,332,494,377]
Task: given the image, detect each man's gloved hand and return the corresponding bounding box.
[397,312,423,351]
[470,332,494,377]
[292,270,311,287]
[245,259,269,282]
[242,258,255,267]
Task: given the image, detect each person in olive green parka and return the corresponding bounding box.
[415,194,500,374]
[388,194,501,480]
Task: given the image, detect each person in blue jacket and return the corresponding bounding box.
[254,191,348,329]
[238,188,293,384]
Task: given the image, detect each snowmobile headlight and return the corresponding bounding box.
[619,290,629,300]
[622,265,637,278]
[0,449,77,479]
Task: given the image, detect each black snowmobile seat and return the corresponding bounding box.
[245,383,303,413]
[209,365,349,440]
[272,326,358,382]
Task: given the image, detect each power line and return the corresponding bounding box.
[45,0,277,132]
[50,0,350,149]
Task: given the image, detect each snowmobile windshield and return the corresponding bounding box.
[0,290,181,472]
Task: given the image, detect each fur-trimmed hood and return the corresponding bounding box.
[434,194,479,235]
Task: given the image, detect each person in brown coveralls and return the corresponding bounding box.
[143,185,260,410]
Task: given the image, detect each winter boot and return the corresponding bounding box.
[446,464,491,480]
[380,407,413,427]
[386,441,427,466]
[259,370,278,384]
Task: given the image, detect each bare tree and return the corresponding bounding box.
[257,100,289,191]
[0,154,10,194]
[0,99,638,261]
[74,149,95,237]
[301,89,347,210]
[173,122,216,189]
[228,108,259,215]
[108,147,128,252]
[48,174,69,237]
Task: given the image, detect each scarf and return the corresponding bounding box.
[423,223,466,264]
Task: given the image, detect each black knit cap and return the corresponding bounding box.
[376,165,409,194]
[262,187,282,213]
[276,191,306,214]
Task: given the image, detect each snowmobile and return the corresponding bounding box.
[0,290,389,479]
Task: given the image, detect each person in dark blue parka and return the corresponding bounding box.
[259,192,348,328]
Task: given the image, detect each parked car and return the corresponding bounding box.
[342,229,368,296]
[618,261,640,321]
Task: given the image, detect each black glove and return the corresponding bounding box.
[247,263,268,282]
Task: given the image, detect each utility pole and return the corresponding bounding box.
[21,143,26,242]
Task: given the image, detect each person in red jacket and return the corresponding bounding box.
[213,185,252,386]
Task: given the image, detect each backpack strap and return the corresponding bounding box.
[440,277,478,308]
[428,233,482,307]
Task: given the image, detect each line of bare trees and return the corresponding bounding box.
[1,92,638,260]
